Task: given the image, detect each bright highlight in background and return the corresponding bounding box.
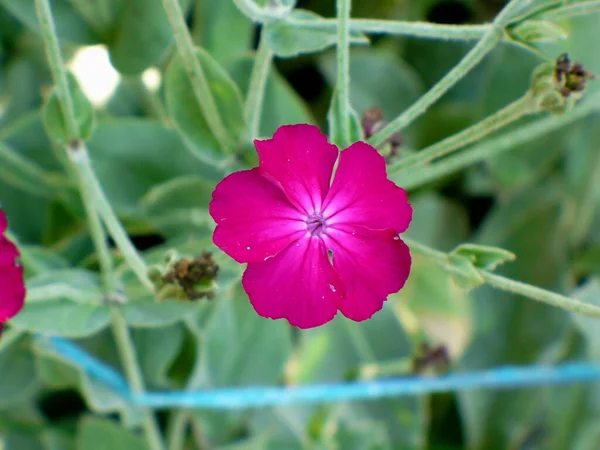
[69,45,120,107]
[142,67,162,92]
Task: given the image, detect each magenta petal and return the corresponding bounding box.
[254,124,339,213]
[242,237,345,329]
[210,168,307,263]
[323,224,411,322]
[0,264,25,322]
[323,142,412,233]
[0,211,7,234]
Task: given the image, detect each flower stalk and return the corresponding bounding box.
[245,35,274,142]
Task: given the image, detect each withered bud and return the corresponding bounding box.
[361,107,403,163]
[554,53,595,98]
[411,342,451,374]
[161,252,219,300]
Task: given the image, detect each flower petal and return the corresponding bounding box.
[0,263,25,322]
[242,236,345,329]
[210,168,306,263]
[254,124,339,213]
[0,211,7,234]
[323,224,411,322]
[323,142,412,232]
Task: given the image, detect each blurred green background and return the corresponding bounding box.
[1,0,600,449]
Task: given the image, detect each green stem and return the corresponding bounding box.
[34,0,79,140]
[111,309,166,450]
[335,0,352,148]
[368,30,502,147]
[368,0,529,147]
[405,237,600,319]
[68,142,115,294]
[161,0,234,154]
[481,271,600,318]
[244,35,274,142]
[390,95,534,174]
[68,144,154,292]
[167,411,191,450]
[394,94,600,190]
[540,0,600,20]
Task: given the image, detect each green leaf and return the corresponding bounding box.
[26,269,103,304]
[226,56,315,137]
[296,307,426,448]
[394,253,473,359]
[0,0,101,44]
[134,324,185,387]
[0,337,37,408]
[193,0,253,63]
[264,10,369,58]
[452,243,516,271]
[43,73,95,146]
[12,299,110,337]
[165,47,245,163]
[199,285,292,386]
[328,421,391,450]
[327,88,363,148]
[140,175,214,238]
[87,119,220,212]
[458,184,571,450]
[77,417,146,450]
[122,298,202,328]
[107,0,192,75]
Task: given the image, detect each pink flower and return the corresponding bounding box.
[0,210,26,335]
[209,124,412,329]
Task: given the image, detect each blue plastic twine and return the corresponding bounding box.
[44,336,600,410]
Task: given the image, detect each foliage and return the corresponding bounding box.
[1,0,600,449]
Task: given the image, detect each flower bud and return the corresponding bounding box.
[152,251,219,300]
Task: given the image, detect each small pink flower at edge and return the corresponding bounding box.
[0,209,26,336]
[209,124,412,329]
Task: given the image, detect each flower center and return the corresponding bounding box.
[306,213,327,237]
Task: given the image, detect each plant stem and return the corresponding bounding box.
[540,0,600,20]
[368,0,530,147]
[111,308,166,450]
[358,358,413,380]
[390,95,534,174]
[161,0,234,154]
[394,94,600,190]
[405,237,600,319]
[67,143,115,294]
[481,271,600,318]
[34,0,79,140]
[68,144,154,292]
[232,0,293,21]
[368,30,502,147]
[167,411,191,450]
[335,0,352,148]
[244,35,274,142]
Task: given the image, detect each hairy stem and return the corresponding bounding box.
[390,95,534,173]
[394,94,600,189]
[111,309,166,450]
[34,0,79,140]
[245,35,274,142]
[161,0,234,154]
[69,145,154,292]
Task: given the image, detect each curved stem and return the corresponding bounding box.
[368,30,503,147]
[69,144,154,293]
[481,272,600,319]
[404,237,600,320]
[368,0,530,147]
[390,95,534,174]
[394,94,600,190]
[111,309,166,450]
[539,0,600,20]
[34,0,79,140]
[244,35,274,142]
[161,0,234,154]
